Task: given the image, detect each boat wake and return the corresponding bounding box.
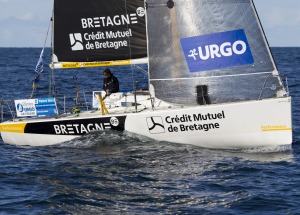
[33,129,294,163]
[238,145,292,153]
[54,129,292,155]
[55,130,160,149]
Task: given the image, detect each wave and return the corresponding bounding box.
[54,130,161,149]
[238,145,292,153]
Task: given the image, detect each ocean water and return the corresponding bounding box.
[0,48,299,214]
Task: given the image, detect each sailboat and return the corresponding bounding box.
[0,0,292,149]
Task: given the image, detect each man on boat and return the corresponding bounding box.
[103,68,119,95]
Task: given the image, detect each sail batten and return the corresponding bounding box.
[150,71,274,81]
[53,0,147,63]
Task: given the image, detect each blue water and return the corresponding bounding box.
[0,48,300,214]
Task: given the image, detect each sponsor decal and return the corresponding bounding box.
[0,123,26,133]
[180,29,254,72]
[148,111,226,134]
[81,14,139,29]
[70,33,84,51]
[70,7,145,52]
[110,117,120,127]
[60,60,131,69]
[53,122,111,135]
[147,117,165,134]
[136,7,145,17]
[17,104,24,112]
[35,98,58,117]
[14,98,58,118]
[261,125,292,132]
[15,99,37,117]
[23,116,126,135]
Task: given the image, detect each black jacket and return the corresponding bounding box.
[103,74,119,93]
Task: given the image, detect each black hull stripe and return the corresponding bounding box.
[24,116,127,135]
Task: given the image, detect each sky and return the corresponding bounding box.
[0,0,299,47]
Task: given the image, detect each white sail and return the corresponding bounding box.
[146,0,287,105]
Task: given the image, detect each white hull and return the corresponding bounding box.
[0,97,292,149]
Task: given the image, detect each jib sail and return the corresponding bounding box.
[52,0,147,68]
[146,0,286,105]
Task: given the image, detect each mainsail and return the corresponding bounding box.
[52,0,147,68]
[146,0,285,105]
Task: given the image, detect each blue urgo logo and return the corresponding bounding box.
[180,29,254,72]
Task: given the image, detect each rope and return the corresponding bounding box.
[30,18,52,99]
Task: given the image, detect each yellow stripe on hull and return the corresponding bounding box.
[0,123,26,133]
[261,125,292,132]
[262,128,292,132]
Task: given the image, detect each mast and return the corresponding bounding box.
[145,1,151,95]
[49,0,55,96]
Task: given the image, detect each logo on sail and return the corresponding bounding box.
[69,33,84,51]
[147,117,165,134]
[81,12,141,29]
[136,7,145,17]
[180,29,254,72]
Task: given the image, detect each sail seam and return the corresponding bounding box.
[150,72,273,81]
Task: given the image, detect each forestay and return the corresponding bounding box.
[53,0,147,67]
[146,0,285,105]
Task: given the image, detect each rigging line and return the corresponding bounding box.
[50,13,56,97]
[124,0,135,90]
[124,0,132,58]
[150,72,273,81]
[50,5,55,97]
[250,0,285,93]
[30,18,52,99]
[43,18,52,49]
[250,0,278,72]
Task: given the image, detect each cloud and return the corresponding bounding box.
[295,12,300,23]
[0,15,50,47]
[19,12,37,21]
[265,9,286,28]
[254,0,300,46]
[0,26,51,47]
[256,0,300,28]
[1,0,299,47]
[263,8,300,28]
[1,29,12,40]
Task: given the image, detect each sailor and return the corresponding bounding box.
[103,68,119,95]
